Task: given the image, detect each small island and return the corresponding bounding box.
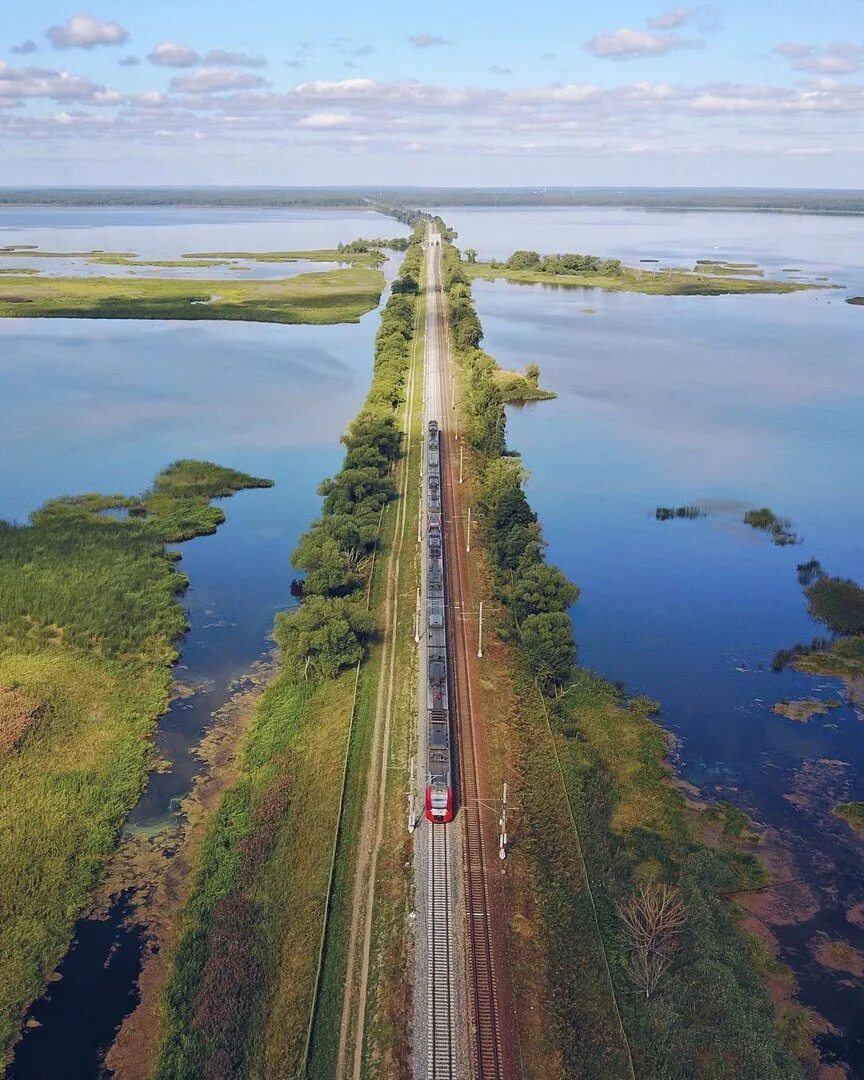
[464,248,827,297]
[494,362,556,402]
[834,803,864,835]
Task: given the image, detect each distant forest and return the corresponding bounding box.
[2,186,864,215]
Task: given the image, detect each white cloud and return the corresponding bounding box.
[204,49,267,68]
[489,65,512,76]
[297,112,351,128]
[510,83,600,104]
[774,41,864,75]
[647,8,692,30]
[10,40,38,55]
[586,28,701,59]
[0,59,105,101]
[47,14,128,49]
[408,33,452,48]
[170,68,269,93]
[148,41,200,68]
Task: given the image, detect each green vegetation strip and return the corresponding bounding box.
[0,267,384,324]
[466,248,823,295]
[442,236,808,1077]
[0,461,271,1068]
[155,226,427,1079]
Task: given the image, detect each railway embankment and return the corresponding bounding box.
[439,237,814,1078]
[152,223,428,1079]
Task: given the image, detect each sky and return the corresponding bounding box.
[1,1,863,187]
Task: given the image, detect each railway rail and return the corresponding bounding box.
[427,824,455,1079]
[427,231,513,1079]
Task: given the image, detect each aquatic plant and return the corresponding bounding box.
[806,576,864,635]
[744,508,800,546]
[796,558,824,587]
[655,505,707,520]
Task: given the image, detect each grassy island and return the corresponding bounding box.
[494,363,556,402]
[0,266,384,324]
[834,803,864,835]
[0,460,272,1067]
[466,248,824,296]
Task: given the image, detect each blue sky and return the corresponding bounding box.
[1,2,863,186]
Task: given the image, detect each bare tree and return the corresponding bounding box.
[617,883,686,998]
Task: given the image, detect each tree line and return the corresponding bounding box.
[278,226,425,680]
[494,249,624,276]
[441,243,579,694]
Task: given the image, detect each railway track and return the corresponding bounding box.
[427,824,455,1078]
[428,236,512,1079]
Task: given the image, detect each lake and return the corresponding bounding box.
[447,205,864,1072]
[0,206,398,1077]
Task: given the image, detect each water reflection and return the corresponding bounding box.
[457,210,864,1068]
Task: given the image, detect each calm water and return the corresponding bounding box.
[0,206,395,1076]
[0,205,408,280]
[451,206,864,1071]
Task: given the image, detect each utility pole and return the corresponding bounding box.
[466,506,471,553]
[499,782,508,860]
[414,587,421,644]
[459,444,464,485]
[477,600,483,658]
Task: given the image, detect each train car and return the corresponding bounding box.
[425,420,453,822]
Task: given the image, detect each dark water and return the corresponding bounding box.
[452,206,864,1071]
[0,206,395,1075]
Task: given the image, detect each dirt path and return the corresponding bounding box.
[335,275,423,1078]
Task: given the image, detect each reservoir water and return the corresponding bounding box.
[0,207,403,1076]
[2,202,863,1072]
[446,206,864,1072]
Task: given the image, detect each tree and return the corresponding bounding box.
[521,611,576,691]
[617,884,686,998]
[507,250,541,270]
[525,362,540,385]
[277,595,374,680]
[464,248,478,264]
[511,562,579,623]
[291,532,360,597]
[318,468,395,516]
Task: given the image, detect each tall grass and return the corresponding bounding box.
[0,460,269,1067]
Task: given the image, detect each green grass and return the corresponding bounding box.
[834,802,864,834]
[181,248,381,266]
[0,267,40,275]
[695,261,765,276]
[493,368,557,402]
[0,248,136,258]
[0,460,270,1068]
[88,255,237,268]
[0,267,385,324]
[467,261,823,296]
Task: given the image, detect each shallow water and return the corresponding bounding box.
[451,206,864,1070]
[0,206,395,1075]
[0,205,407,282]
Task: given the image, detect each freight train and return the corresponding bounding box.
[425,419,454,823]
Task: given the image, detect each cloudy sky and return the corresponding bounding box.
[2,1,863,186]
